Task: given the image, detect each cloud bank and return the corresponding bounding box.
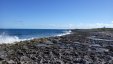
[40,21,113,29]
[70,21,113,29]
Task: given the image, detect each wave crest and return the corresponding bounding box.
[0,32,20,44]
[57,30,72,36]
[0,30,72,44]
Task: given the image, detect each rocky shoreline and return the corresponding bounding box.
[0,28,113,64]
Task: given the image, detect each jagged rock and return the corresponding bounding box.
[7,60,15,64]
[20,56,33,64]
[0,29,113,64]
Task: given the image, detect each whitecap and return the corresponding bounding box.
[56,30,72,36]
[0,32,20,44]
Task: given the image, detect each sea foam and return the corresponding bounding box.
[0,32,21,44]
[57,30,72,36]
[0,30,72,44]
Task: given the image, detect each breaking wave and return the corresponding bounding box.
[0,30,72,44]
[56,30,72,36]
[0,32,29,44]
[0,32,20,44]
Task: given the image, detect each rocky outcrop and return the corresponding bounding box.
[0,29,113,64]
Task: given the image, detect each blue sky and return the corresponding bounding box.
[0,0,113,29]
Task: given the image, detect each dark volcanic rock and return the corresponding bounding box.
[0,28,113,64]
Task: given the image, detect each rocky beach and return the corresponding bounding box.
[0,28,113,64]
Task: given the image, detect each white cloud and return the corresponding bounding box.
[36,21,113,29]
[37,24,76,29]
[74,21,113,29]
[112,21,113,23]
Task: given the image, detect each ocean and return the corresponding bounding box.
[0,29,71,44]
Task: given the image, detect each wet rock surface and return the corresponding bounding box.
[0,29,113,64]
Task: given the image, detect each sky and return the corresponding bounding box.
[0,0,113,29]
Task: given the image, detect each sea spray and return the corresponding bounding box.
[0,29,71,43]
[0,32,20,44]
[56,30,72,36]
